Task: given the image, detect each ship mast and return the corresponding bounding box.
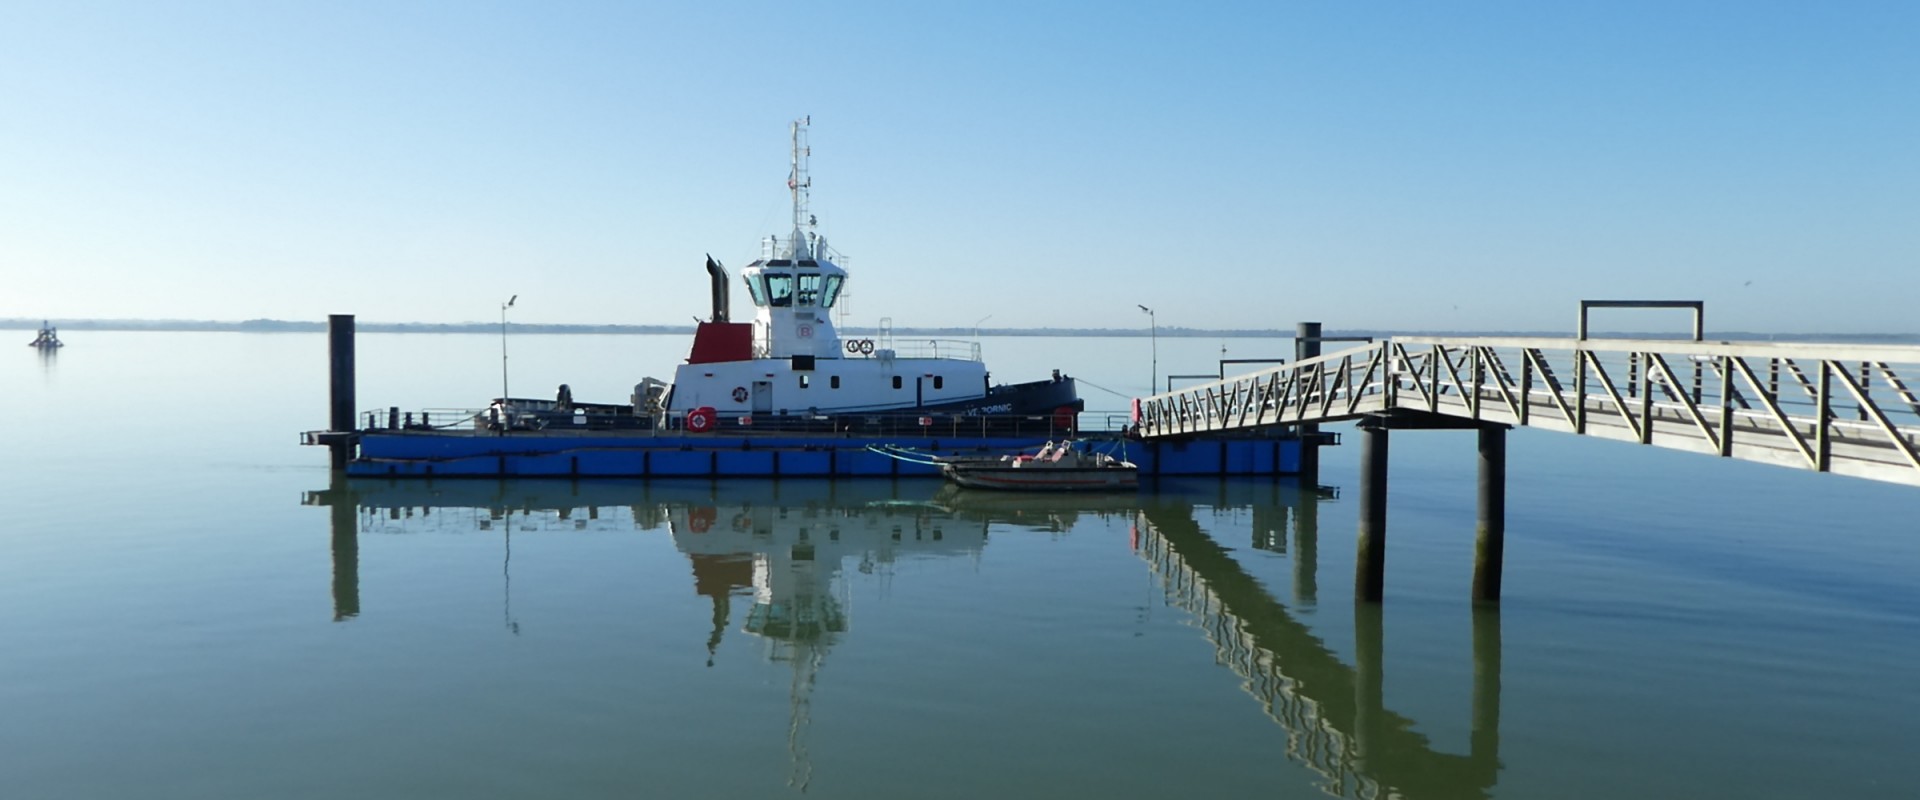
[788,115,813,258]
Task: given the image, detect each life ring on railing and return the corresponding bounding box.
[1130,398,1142,425]
[845,339,875,355]
[688,507,716,533]
[731,386,749,403]
[685,406,716,433]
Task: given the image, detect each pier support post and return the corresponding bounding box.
[327,314,356,470]
[1352,600,1385,761]
[1473,425,1508,604]
[1292,485,1319,605]
[327,476,360,621]
[1296,322,1323,486]
[1355,417,1389,603]
[1470,606,1502,770]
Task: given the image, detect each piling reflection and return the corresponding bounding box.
[305,477,1501,798]
[1137,487,1501,800]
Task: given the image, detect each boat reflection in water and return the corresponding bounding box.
[305,477,1502,799]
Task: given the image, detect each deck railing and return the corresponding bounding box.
[350,406,1093,440]
[1135,337,1920,486]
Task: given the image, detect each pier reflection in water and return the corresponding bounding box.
[305,477,1501,799]
[1136,491,1499,799]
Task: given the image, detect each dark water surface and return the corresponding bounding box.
[5,333,1919,799]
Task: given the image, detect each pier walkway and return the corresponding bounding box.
[1135,336,1920,487]
[1135,316,1920,603]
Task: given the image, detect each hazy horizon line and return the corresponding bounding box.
[8,317,1920,341]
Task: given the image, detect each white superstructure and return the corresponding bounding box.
[663,117,993,417]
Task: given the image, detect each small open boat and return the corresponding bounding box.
[27,321,62,350]
[940,440,1137,491]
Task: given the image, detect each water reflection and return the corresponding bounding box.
[1137,490,1500,800]
[305,477,1502,799]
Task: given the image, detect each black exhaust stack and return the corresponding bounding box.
[705,254,731,323]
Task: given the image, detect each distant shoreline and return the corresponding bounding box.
[7,318,1919,343]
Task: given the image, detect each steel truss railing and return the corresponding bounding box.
[1135,337,1920,487]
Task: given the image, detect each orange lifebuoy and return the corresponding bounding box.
[686,406,716,433]
[688,507,716,533]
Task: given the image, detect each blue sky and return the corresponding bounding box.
[2,1,1914,332]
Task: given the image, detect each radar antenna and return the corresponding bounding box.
[788,115,814,258]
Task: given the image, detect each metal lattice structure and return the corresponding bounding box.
[1136,337,1920,487]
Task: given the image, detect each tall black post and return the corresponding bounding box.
[1470,606,1503,773]
[1353,600,1385,761]
[328,476,360,621]
[1292,483,1319,605]
[1295,322,1323,486]
[327,314,356,470]
[1473,425,1508,603]
[1355,417,1389,603]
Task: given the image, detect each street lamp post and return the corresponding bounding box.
[500,295,518,406]
[1137,304,1156,394]
[973,314,993,340]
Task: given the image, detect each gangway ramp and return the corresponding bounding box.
[1135,337,1920,488]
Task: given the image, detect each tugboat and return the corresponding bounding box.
[497,117,1081,434]
[317,118,1153,479]
[27,321,62,350]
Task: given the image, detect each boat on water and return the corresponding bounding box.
[486,116,1081,435]
[940,440,1139,491]
[311,118,1302,479]
[27,321,62,350]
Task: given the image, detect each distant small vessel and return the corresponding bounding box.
[940,440,1138,491]
[27,321,62,350]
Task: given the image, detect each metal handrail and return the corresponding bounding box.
[355,407,1093,439]
[1135,337,1920,487]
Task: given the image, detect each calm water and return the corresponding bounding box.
[5,331,1919,799]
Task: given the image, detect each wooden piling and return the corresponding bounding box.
[1473,425,1507,603]
[327,314,356,470]
[1355,417,1389,602]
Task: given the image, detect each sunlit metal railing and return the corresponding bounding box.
[1136,337,1920,487]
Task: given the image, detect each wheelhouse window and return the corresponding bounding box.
[822,275,844,308]
[744,275,768,307]
[797,274,822,307]
[765,273,794,307]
